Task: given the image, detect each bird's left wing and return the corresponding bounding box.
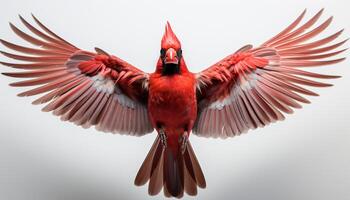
[1,15,153,136]
[194,9,347,138]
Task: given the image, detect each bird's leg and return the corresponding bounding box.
[179,131,188,154]
[158,128,167,148]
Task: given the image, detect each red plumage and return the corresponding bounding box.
[0,9,347,198]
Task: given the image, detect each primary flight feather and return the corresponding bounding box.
[0,9,346,198]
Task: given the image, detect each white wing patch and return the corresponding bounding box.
[114,86,138,109]
[92,74,115,94]
[208,70,261,110]
[91,74,138,109]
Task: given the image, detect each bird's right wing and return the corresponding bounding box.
[194,9,347,138]
[1,15,154,136]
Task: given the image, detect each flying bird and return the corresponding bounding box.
[0,9,347,198]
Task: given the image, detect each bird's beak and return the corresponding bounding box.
[164,48,179,64]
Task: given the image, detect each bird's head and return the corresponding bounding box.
[158,22,186,75]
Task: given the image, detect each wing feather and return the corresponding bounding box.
[194,9,346,138]
[1,15,153,136]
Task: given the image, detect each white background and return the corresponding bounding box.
[0,0,349,200]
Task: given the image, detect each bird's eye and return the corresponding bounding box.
[160,49,166,58]
[177,49,182,58]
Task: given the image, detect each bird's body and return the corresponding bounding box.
[149,60,197,154]
[0,9,346,198]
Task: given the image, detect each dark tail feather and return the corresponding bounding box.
[163,147,184,197]
[134,136,206,198]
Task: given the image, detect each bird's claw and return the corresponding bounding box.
[180,132,188,154]
[159,129,167,148]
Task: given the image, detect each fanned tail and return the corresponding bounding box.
[134,136,206,198]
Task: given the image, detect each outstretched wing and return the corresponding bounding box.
[0,15,153,136]
[194,9,347,138]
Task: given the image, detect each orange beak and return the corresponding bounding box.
[164,48,179,64]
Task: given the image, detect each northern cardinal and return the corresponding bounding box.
[0,9,346,198]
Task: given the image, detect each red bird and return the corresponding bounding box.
[0,9,347,198]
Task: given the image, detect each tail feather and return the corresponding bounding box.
[134,137,160,186]
[148,146,164,195]
[163,181,171,197]
[134,136,206,198]
[183,159,198,195]
[163,147,184,198]
[185,141,206,188]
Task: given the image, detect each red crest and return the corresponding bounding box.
[161,22,181,50]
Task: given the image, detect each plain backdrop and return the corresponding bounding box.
[0,0,349,200]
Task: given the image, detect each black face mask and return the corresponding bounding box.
[160,48,182,75]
